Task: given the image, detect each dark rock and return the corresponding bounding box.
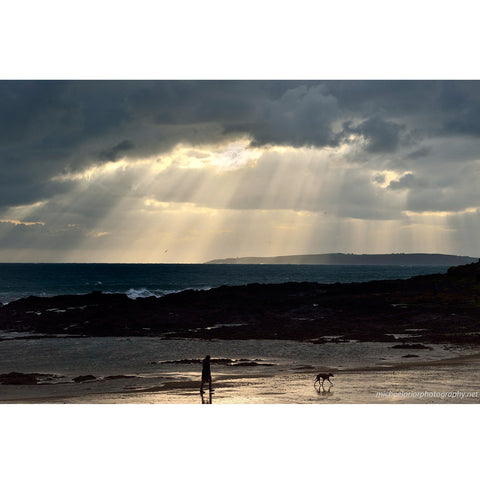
[159,358,235,365]
[0,372,38,385]
[104,375,135,380]
[158,359,201,364]
[391,344,432,350]
[1,261,480,345]
[346,332,396,342]
[229,362,274,367]
[73,375,96,383]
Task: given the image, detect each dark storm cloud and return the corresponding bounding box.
[99,140,135,161]
[342,116,406,153]
[226,84,341,148]
[406,146,431,159]
[0,165,75,209]
[444,105,480,136]
[2,80,480,215]
[387,173,427,190]
[0,81,73,144]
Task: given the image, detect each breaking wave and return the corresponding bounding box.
[125,288,167,299]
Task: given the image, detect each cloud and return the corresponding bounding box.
[1,81,480,180]
[231,84,341,148]
[388,173,421,190]
[99,140,135,161]
[0,220,84,250]
[2,80,480,260]
[405,146,431,159]
[345,116,406,153]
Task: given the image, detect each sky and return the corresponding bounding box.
[1,80,480,263]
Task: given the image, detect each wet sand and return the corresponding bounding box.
[4,351,479,404]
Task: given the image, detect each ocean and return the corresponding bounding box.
[0,263,451,304]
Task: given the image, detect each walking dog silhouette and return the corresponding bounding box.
[314,372,334,389]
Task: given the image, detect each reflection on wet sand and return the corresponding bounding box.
[200,389,213,404]
[315,385,333,396]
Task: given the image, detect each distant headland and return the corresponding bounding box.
[205,253,478,266]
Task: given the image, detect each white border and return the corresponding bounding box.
[1,1,480,79]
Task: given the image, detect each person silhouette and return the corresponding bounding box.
[200,355,212,394]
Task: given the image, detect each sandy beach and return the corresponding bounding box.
[2,349,478,404]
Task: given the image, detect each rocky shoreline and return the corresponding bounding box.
[1,261,480,345]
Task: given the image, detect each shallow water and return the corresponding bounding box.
[0,333,461,379]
